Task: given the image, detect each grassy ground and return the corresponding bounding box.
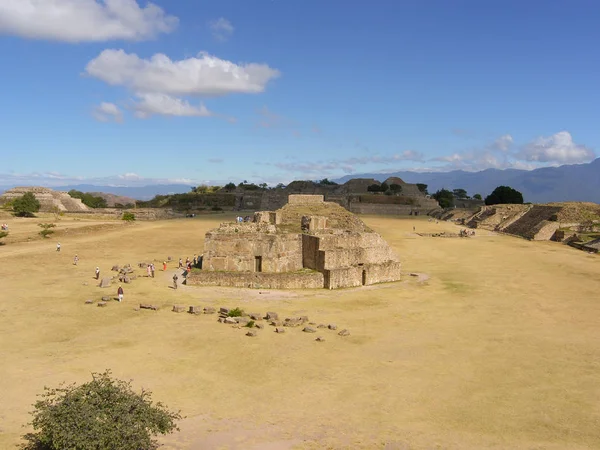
[0,213,599,449]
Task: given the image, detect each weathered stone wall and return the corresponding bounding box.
[348,203,439,216]
[324,267,363,289]
[187,270,324,289]
[363,261,402,285]
[203,225,303,273]
[531,221,560,241]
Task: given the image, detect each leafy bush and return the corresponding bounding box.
[227,307,244,317]
[416,183,428,194]
[22,370,182,450]
[13,192,41,217]
[473,194,482,200]
[68,190,107,208]
[432,189,454,209]
[122,212,136,221]
[246,320,255,328]
[38,223,56,238]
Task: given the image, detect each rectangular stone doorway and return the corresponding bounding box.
[255,256,262,272]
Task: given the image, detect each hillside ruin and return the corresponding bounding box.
[187,195,402,289]
[0,187,89,212]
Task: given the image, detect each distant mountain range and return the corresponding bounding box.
[1,159,599,203]
[0,184,194,201]
[334,158,600,203]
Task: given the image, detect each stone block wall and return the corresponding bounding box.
[363,261,402,285]
[324,267,363,289]
[187,270,324,289]
[288,194,324,204]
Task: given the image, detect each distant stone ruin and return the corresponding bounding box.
[0,186,89,212]
[187,195,402,289]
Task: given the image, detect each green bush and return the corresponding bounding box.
[22,370,182,450]
[246,320,255,328]
[13,192,41,217]
[227,307,244,317]
[38,223,56,239]
[122,212,136,221]
[67,190,107,208]
[485,186,524,205]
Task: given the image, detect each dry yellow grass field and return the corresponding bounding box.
[1,213,599,449]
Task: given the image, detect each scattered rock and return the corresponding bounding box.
[224,317,237,324]
[265,311,278,320]
[97,302,107,307]
[303,326,316,333]
[309,322,317,325]
[188,306,202,314]
[111,265,120,272]
[99,277,111,288]
[299,316,309,323]
[338,329,350,336]
[140,304,159,311]
[235,316,250,324]
[217,317,224,323]
[275,327,286,334]
[203,307,216,314]
[283,317,302,327]
[246,330,257,337]
[315,336,325,342]
[123,276,131,284]
[317,324,327,328]
[101,296,110,301]
[409,273,419,277]
[328,324,337,330]
[167,256,172,261]
[85,299,94,304]
[270,320,282,327]
[219,307,230,315]
[172,305,186,313]
[255,323,264,329]
[249,313,262,321]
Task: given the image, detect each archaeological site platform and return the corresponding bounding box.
[187,195,402,289]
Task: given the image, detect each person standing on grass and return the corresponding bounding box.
[117,285,124,302]
[172,273,178,290]
[95,267,100,280]
[73,255,79,265]
[163,261,167,271]
[150,263,155,278]
[178,258,183,269]
[56,242,61,252]
[147,264,152,277]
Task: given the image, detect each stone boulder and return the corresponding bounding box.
[246,330,257,337]
[203,307,216,314]
[249,313,262,321]
[275,327,286,334]
[172,305,186,313]
[188,306,202,314]
[85,299,94,304]
[224,317,237,324]
[338,329,350,336]
[99,277,111,288]
[303,326,316,333]
[265,312,278,320]
[140,304,159,311]
[328,324,337,330]
[97,302,107,307]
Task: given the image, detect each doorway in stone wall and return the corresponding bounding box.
[255,256,262,272]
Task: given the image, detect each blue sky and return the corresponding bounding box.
[1,0,599,187]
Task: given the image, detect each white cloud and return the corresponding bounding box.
[85,49,280,97]
[93,102,123,123]
[492,134,514,152]
[209,17,234,42]
[0,0,178,42]
[518,131,595,163]
[133,93,212,118]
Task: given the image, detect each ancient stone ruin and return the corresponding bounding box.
[0,186,90,212]
[187,195,402,289]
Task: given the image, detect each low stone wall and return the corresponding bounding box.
[348,203,439,216]
[363,261,402,285]
[288,194,324,204]
[325,267,363,289]
[186,270,324,289]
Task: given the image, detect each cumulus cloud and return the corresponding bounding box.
[85,49,279,119]
[492,134,514,152]
[133,93,212,118]
[93,102,123,123]
[86,49,280,97]
[209,18,234,42]
[0,0,178,42]
[518,131,595,163]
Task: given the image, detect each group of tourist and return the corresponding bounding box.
[146,263,156,278]
[459,229,476,237]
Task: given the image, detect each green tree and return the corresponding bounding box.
[389,183,402,194]
[473,194,482,200]
[38,223,56,238]
[318,178,338,186]
[453,188,469,199]
[416,183,429,195]
[484,186,524,205]
[367,184,381,193]
[432,189,454,208]
[122,212,136,221]
[13,192,41,217]
[380,182,389,192]
[223,182,236,191]
[68,190,107,208]
[22,370,181,450]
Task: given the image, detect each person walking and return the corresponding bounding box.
[73,255,79,265]
[163,261,167,271]
[95,267,100,280]
[56,242,61,252]
[117,285,124,302]
[178,258,183,269]
[172,273,178,290]
[147,264,152,277]
[150,263,155,278]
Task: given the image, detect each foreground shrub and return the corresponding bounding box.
[13,192,40,217]
[122,212,136,221]
[38,223,56,239]
[227,307,244,317]
[22,370,182,450]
